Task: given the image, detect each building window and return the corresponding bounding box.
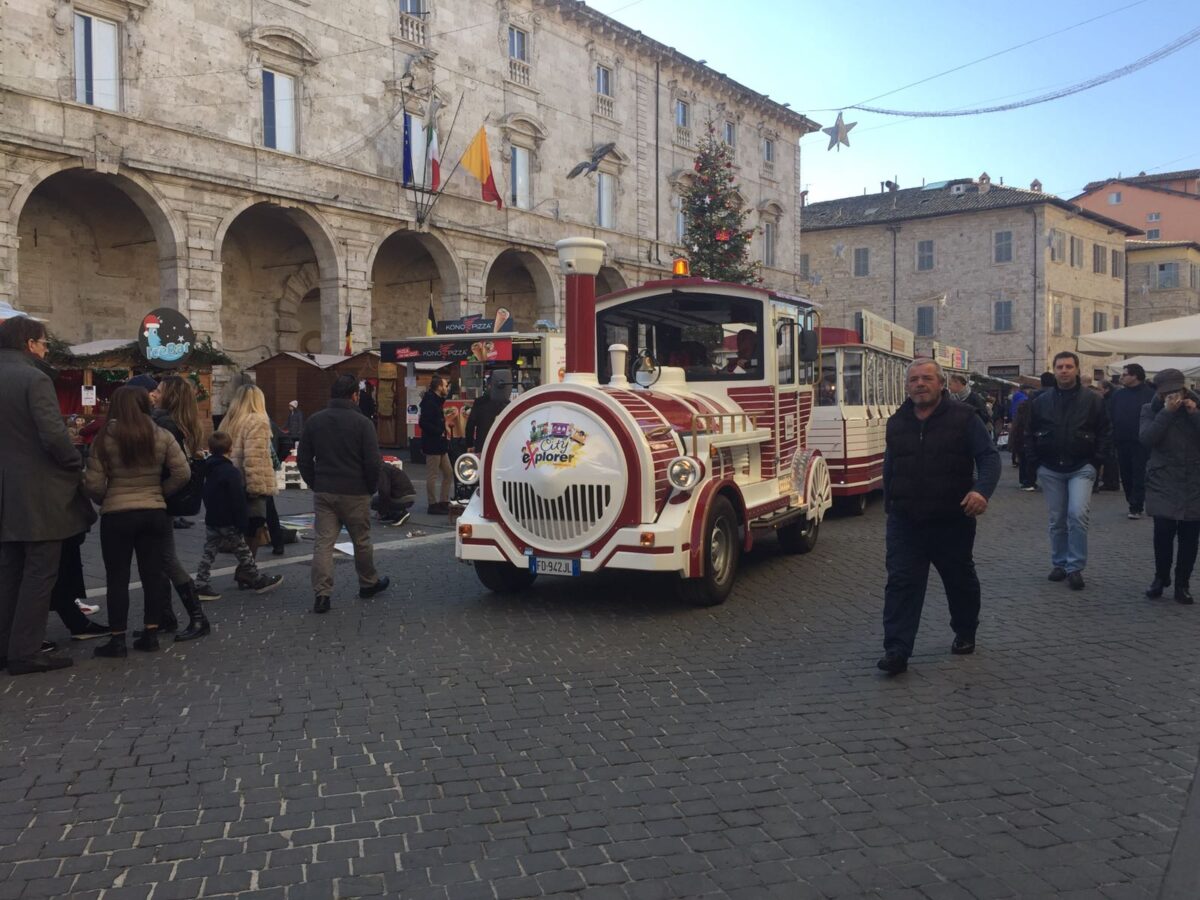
[763,138,775,164]
[676,208,686,244]
[1112,249,1125,278]
[1069,236,1084,268]
[994,230,1012,264]
[1147,228,1161,240]
[1114,315,1120,329]
[1092,244,1107,274]
[1050,229,1065,263]
[1071,307,1081,337]
[763,222,777,268]
[916,240,934,271]
[262,69,297,153]
[596,171,615,229]
[1108,191,1122,204]
[1052,300,1063,335]
[916,305,935,337]
[1193,264,1200,290]
[1157,262,1180,289]
[1148,211,1161,222]
[723,120,736,147]
[853,247,869,277]
[595,64,612,97]
[509,145,531,210]
[674,99,690,128]
[993,298,1013,332]
[400,0,423,10]
[508,26,528,61]
[798,253,809,281]
[1092,311,1108,332]
[74,13,119,111]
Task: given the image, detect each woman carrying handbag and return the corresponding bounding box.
[84,386,190,657]
[222,384,278,588]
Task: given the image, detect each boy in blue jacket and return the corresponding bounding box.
[194,432,283,600]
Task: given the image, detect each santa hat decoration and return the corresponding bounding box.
[142,314,161,330]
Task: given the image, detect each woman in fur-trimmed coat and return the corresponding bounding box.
[221,384,278,581]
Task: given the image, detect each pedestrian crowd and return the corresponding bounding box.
[879,352,1199,676]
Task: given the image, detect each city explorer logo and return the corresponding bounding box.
[522,420,589,470]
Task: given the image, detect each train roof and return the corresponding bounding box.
[599,277,816,309]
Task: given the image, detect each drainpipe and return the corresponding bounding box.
[1030,207,1038,374]
[888,225,901,323]
[653,61,661,265]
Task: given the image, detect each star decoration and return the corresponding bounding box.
[822,111,856,151]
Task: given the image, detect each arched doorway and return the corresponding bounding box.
[15,168,179,342]
[369,230,461,341]
[483,248,557,331]
[218,202,338,366]
[596,265,628,298]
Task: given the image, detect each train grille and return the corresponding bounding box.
[498,481,613,545]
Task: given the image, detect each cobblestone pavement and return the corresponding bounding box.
[4,465,1200,899]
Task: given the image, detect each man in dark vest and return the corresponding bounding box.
[878,359,1000,675]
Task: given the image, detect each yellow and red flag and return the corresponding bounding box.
[460,126,502,209]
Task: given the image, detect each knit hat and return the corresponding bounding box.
[288,400,299,409]
[127,374,158,392]
[1154,368,1187,396]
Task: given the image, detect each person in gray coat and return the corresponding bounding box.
[0,316,94,675]
[1140,368,1200,605]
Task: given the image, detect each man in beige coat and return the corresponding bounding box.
[0,316,94,675]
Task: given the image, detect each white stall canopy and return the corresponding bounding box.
[1077,313,1200,356]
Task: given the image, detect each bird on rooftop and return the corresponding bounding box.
[567,142,617,179]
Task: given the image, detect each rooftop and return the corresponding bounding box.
[1081,168,1200,194]
[801,179,1142,235]
[1126,239,1200,253]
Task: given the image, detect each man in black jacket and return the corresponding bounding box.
[419,375,452,514]
[878,359,1000,675]
[948,373,991,433]
[465,370,513,452]
[1113,363,1156,517]
[1024,351,1113,590]
[298,375,390,614]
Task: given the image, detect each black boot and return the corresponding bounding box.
[1146,574,1171,598]
[174,581,211,642]
[1176,580,1194,605]
[160,590,181,633]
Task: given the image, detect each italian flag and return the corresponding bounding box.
[425,119,440,192]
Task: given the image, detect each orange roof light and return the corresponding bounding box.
[672,257,690,278]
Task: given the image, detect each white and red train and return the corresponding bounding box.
[452,238,833,606]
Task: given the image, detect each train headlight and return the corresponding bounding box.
[454,453,481,485]
[667,456,704,491]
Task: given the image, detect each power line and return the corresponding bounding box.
[854,25,1200,117]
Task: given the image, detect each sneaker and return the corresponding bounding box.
[951,637,976,655]
[1127,511,1143,520]
[1019,485,1037,492]
[313,596,331,614]
[359,576,391,599]
[1067,571,1085,591]
[876,653,908,675]
[388,512,411,527]
[1047,567,1068,582]
[75,599,101,615]
[195,584,222,601]
[251,574,283,594]
[40,640,57,653]
[71,622,112,641]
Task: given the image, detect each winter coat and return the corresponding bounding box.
[84,419,190,514]
[202,455,249,531]
[228,414,278,497]
[1112,381,1156,444]
[1139,390,1200,521]
[1024,382,1113,473]
[0,349,95,542]
[284,408,304,435]
[464,392,510,451]
[297,399,382,495]
[378,464,416,504]
[419,390,449,455]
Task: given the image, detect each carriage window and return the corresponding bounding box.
[873,354,886,406]
[842,351,863,405]
[864,354,876,406]
[776,320,795,384]
[595,291,764,381]
[819,351,837,405]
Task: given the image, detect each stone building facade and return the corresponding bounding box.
[0,0,817,368]
[1125,240,1200,325]
[799,176,1141,379]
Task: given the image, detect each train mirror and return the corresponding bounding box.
[799,330,819,362]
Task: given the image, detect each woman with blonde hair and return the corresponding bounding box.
[150,375,211,640]
[84,385,190,657]
[222,382,278,585]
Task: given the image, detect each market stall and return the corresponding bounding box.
[249,350,380,432]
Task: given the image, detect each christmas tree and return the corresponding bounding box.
[681,123,759,284]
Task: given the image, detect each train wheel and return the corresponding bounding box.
[778,516,819,554]
[836,493,868,516]
[677,496,740,607]
[475,561,537,594]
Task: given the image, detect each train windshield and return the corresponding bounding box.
[597,291,765,382]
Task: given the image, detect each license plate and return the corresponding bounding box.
[530,556,581,577]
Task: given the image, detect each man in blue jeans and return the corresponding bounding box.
[1025,351,1113,590]
[877,359,1000,675]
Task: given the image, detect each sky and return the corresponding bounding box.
[589,0,1200,203]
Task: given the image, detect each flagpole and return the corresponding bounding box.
[416,95,440,213]
[418,95,468,226]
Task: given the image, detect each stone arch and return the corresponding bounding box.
[279,261,321,352]
[369,227,465,342]
[9,158,187,315]
[482,247,559,330]
[215,197,341,281]
[596,265,628,297]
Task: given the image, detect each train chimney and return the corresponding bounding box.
[554,237,608,385]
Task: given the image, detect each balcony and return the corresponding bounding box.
[674,124,692,148]
[396,12,426,45]
[508,58,531,87]
[594,93,614,119]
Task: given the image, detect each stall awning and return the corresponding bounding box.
[381,337,513,364]
[1077,314,1200,356]
[1105,355,1200,379]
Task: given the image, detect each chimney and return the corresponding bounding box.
[1030,178,1042,192]
[978,172,991,194]
[554,237,608,384]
